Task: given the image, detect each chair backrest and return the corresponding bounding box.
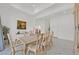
[36,34,43,48]
[7,33,13,48]
[48,32,53,41]
[42,32,49,41]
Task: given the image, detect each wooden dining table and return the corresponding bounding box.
[15,34,40,54]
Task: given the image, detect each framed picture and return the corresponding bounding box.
[17,20,26,29]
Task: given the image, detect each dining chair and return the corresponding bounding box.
[42,33,49,51]
[27,34,43,55]
[46,32,53,49]
[3,34,9,48]
[7,33,24,55]
[41,32,53,51]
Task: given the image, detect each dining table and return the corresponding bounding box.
[15,34,40,54]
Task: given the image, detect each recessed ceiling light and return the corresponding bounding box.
[32,4,36,7]
[63,11,67,14]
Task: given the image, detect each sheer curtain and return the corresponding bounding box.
[0,17,4,51]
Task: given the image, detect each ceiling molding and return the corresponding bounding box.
[10,3,55,15]
[0,3,74,20]
[33,3,74,19]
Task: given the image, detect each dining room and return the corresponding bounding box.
[0,3,75,55]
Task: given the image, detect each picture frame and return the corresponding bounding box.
[17,20,26,29]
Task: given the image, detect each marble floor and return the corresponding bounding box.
[0,37,74,55]
[46,37,74,55]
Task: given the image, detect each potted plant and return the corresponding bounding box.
[2,26,9,35]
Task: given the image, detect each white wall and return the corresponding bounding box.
[35,9,75,41]
[0,5,50,41]
[34,17,50,33]
[0,4,75,41]
[50,9,75,41]
[0,5,35,41]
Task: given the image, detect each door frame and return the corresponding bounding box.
[74,3,79,54]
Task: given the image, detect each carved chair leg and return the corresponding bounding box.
[23,44,26,55]
[11,47,15,55]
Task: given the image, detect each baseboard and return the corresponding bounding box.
[53,36,74,41]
